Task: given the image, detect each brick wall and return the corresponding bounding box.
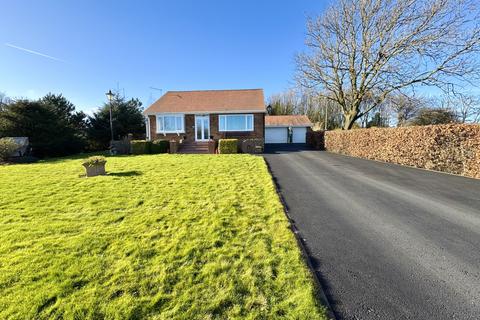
[148,114,195,142]
[210,113,264,140]
[324,124,480,179]
[148,113,265,143]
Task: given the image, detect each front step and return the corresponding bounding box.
[178,142,210,154]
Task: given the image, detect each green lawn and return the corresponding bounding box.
[0,154,325,319]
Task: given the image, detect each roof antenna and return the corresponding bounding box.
[149,87,162,93]
[114,81,126,98]
[148,87,163,105]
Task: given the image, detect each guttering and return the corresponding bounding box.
[265,125,313,128]
[143,110,266,116]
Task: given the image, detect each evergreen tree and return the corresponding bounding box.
[0,94,86,157]
[410,108,457,126]
[87,93,145,150]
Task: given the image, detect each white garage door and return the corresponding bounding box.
[265,127,288,143]
[292,127,307,143]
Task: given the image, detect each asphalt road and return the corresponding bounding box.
[264,145,480,320]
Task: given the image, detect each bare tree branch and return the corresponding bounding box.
[296,0,480,129]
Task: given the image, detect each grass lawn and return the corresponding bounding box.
[0,154,325,319]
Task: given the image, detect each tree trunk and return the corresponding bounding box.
[343,111,358,130]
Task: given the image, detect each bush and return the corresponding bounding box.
[131,140,151,154]
[306,131,325,150]
[410,108,457,126]
[82,156,107,167]
[241,139,264,154]
[151,139,169,154]
[218,139,238,154]
[0,138,18,161]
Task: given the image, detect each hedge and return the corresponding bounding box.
[218,139,238,154]
[306,131,325,150]
[240,139,264,154]
[131,140,151,155]
[151,139,169,154]
[0,138,18,161]
[325,124,480,178]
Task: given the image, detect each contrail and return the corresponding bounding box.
[4,43,65,62]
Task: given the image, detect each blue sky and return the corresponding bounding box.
[0,0,328,113]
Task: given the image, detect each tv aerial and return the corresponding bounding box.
[148,87,163,105]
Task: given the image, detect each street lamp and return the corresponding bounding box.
[266,104,273,115]
[105,90,114,142]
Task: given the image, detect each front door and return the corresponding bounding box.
[195,115,210,141]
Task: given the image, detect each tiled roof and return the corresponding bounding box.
[265,115,312,127]
[144,89,265,114]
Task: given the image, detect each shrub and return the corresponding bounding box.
[218,139,238,154]
[82,156,107,167]
[151,139,169,154]
[410,108,457,126]
[0,138,18,161]
[241,139,264,154]
[306,131,325,150]
[131,140,151,154]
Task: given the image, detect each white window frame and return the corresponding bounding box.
[146,116,151,140]
[156,114,185,134]
[219,114,254,132]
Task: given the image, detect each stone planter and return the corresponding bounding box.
[83,164,106,177]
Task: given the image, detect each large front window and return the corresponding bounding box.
[156,114,184,133]
[219,114,254,132]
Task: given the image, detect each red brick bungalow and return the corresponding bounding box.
[144,89,265,142]
[143,88,312,152]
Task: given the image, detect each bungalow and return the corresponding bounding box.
[143,88,312,152]
[143,89,265,145]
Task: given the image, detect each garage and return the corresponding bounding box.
[265,127,288,143]
[292,127,307,143]
[265,115,312,144]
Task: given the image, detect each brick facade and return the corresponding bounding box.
[148,114,195,142]
[209,113,264,140]
[148,113,265,143]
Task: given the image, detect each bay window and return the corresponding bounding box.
[219,114,254,132]
[156,114,184,133]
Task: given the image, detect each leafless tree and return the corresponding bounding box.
[443,92,480,123]
[296,0,480,129]
[385,94,428,126]
[267,90,344,129]
[360,102,392,127]
[0,92,11,111]
[267,90,299,115]
[299,93,344,129]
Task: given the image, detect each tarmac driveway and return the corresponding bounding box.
[264,145,480,320]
